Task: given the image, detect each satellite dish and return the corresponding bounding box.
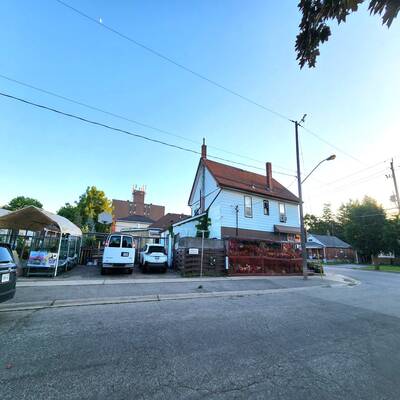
[98,212,112,224]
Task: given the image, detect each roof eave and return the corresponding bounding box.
[220,184,299,204]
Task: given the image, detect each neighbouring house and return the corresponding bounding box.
[173,141,300,242]
[306,234,354,262]
[112,214,155,236]
[149,213,190,236]
[112,185,165,225]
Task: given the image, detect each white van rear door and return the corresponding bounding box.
[103,235,123,264]
[121,236,135,264]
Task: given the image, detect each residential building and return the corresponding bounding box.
[112,215,154,235]
[112,185,165,223]
[173,142,300,241]
[306,234,354,262]
[149,213,190,235]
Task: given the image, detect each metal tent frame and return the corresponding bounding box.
[0,206,82,277]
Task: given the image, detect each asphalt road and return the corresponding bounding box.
[1,268,400,399]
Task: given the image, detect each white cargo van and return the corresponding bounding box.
[101,233,135,275]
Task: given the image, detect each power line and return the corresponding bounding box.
[319,160,388,187]
[55,0,292,122]
[0,91,293,176]
[299,124,364,165]
[55,0,364,165]
[0,73,296,174]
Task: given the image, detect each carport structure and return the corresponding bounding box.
[0,206,82,277]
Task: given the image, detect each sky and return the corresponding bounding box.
[1,0,399,217]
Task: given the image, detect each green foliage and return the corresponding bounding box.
[305,203,344,238]
[296,1,399,68]
[3,196,43,211]
[383,216,400,256]
[57,203,82,226]
[57,186,112,232]
[341,197,387,258]
[195,213,211,238]
[306,197,398,261]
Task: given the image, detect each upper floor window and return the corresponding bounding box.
[263,200,270,215]
[244,196,252,218]
[279,203,287,223]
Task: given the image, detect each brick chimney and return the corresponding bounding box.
[201,138,207,159]
[132,185,145,215]
[266,162,273,190]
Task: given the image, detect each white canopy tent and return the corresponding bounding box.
[0,206,82,236]
[0,206,82,276]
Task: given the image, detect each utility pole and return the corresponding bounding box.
[293,117,308,279]
[390,158,400,213]
[235,205,239,237]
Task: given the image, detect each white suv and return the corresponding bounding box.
[140,244,168,273]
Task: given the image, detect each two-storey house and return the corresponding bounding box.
[173,142,300,242]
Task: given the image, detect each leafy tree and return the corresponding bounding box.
[195,213,211,238]
[57,203,82,226]
[296,1,400,68]
[77,186,113,232]
[383,216,400,256]
[340,197,387,263]
[3,196,43,211]
[304,213,328,234]
[305,203,344,237]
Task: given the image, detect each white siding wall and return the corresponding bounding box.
[209,189,299,234]
[190,166,219,215]
[115,221,152,232]
[173,219,199,238]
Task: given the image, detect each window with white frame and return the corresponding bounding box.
[244,196,252,218]
[279,203,286,223]
[263,200,270,215]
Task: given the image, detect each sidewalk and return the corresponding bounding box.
[0,272,358,312]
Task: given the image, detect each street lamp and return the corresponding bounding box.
[302,154,336,184]
[293,115,336,279]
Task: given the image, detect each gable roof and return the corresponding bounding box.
[149,213,191,231]
[116,215,154,223]
[309,234,351,249]
[203,159,299,203]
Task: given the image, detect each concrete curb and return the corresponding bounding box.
[16,274,342,288]
[0,282,348,312]
[323,272,360,286]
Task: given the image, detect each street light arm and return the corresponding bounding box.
[301,160,325,184]
[301,155,336,184]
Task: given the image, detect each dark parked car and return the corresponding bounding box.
[0,243,17,303]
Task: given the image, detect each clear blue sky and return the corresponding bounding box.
[1,0,399,215]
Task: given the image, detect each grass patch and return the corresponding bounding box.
[361,265,400,273]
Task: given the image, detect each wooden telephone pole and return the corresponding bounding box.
[390,159,400,213]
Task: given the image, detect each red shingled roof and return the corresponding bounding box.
[149,213,191,231]
[203,159,299,203]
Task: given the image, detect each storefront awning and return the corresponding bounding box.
[274,225,301,235]
[0,206,82,236]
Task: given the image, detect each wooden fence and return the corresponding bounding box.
[228,255,302,275]
[227,238,302,276]
[174,248,226,277]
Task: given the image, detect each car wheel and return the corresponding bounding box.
[162,267,167,273]
[101,268,106,275]
[127,268,133,274]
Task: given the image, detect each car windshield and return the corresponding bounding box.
[148,246,166,254]
[0,247,13,263]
